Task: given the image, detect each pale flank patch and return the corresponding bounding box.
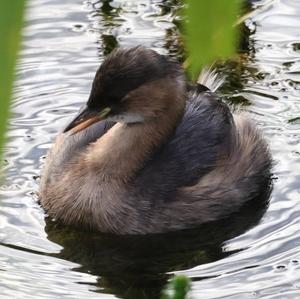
[108,113,145,124]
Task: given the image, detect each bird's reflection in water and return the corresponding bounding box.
[45,185,271,299]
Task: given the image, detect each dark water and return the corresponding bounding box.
[1,0,300,298]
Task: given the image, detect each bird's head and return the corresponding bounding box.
[64,46,185,134]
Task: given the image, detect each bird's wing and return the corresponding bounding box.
[132,90,234,204]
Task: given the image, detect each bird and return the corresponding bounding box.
[39,46,272,235]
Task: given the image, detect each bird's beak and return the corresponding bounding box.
[63,106,111,134]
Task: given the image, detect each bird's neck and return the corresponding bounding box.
[85,98,185,182]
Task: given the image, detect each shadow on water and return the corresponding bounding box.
[45,183,272,299]
[97,0,119,56]
[92,0,184,60]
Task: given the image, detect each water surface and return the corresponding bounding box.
[1,0,300,298]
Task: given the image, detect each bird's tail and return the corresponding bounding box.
[155,115,272,231]
[197,67,226,92]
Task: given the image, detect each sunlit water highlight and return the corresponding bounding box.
[0,0,299,298]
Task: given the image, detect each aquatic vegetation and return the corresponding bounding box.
[161,275,191,299]
[0,1,25,157]
[184,0,241,79]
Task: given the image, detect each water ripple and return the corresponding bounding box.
[0,0,299,298]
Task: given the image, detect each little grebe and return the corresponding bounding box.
[40,46,272,234]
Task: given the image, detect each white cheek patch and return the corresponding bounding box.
[108,113,145,124]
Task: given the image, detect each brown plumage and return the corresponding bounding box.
[40,46,272,234]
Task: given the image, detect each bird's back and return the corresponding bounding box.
[40,85,272,234]
[132,88,235,204]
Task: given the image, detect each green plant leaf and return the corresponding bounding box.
[184,0,242,79]
[161,275,191,299]
[288,117,300,124]
[0,1,26,157]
